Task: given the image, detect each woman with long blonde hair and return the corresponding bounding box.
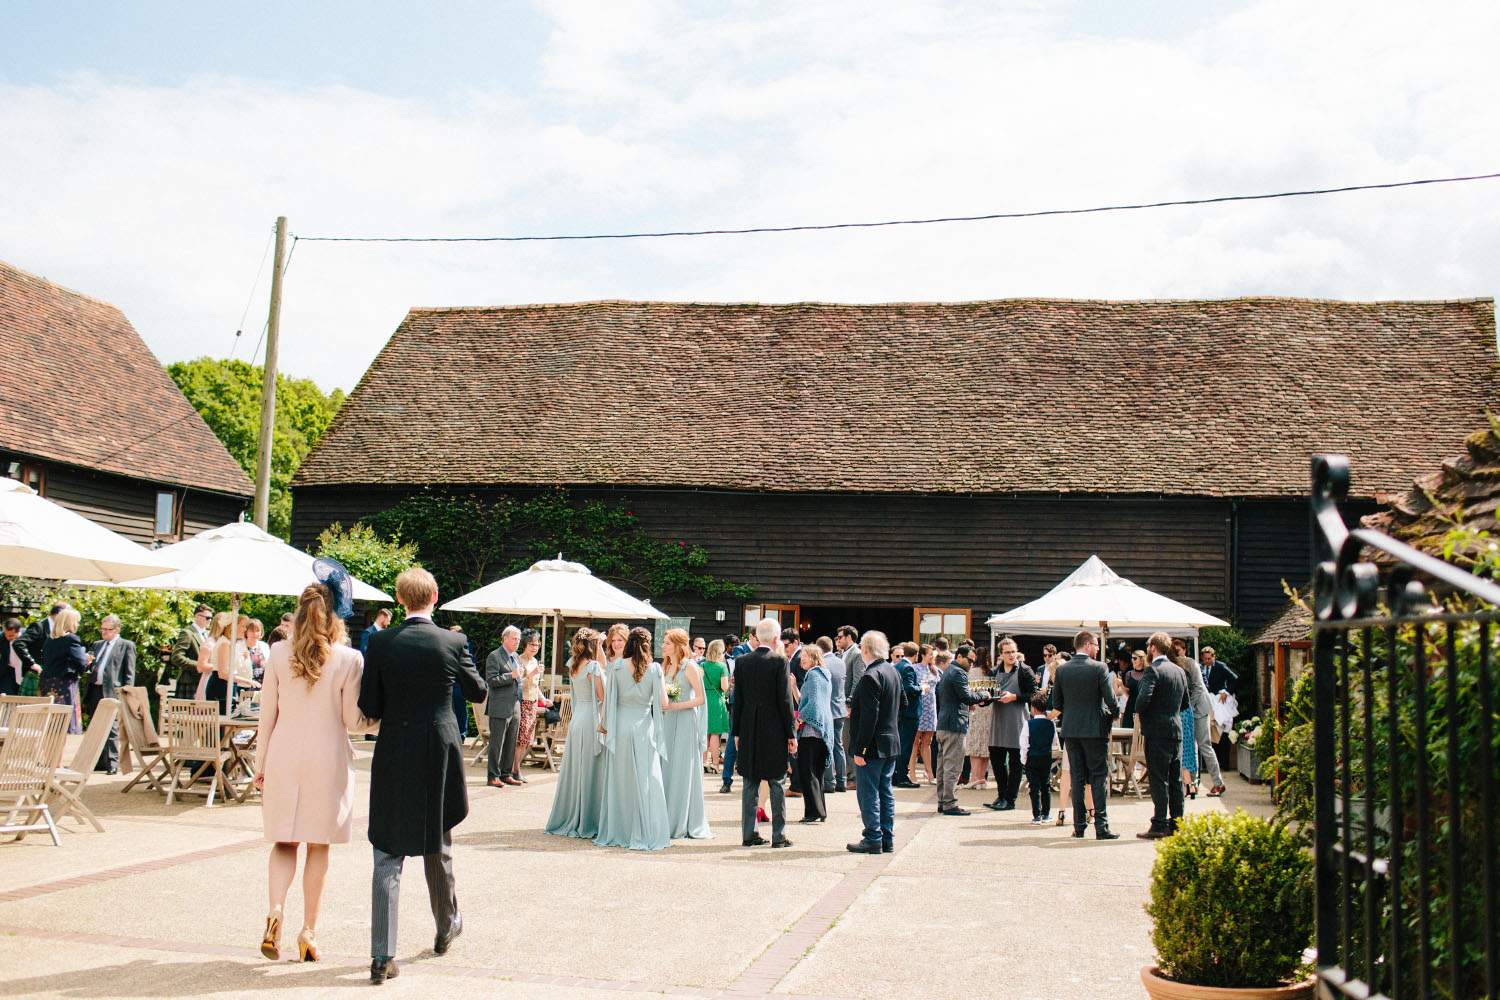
[594,627,670,850]
[661,627,712,839]
[544,628,609,839]
[253,576,373,963]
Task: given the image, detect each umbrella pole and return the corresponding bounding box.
[549,610,560,701]
[228,593,242,715]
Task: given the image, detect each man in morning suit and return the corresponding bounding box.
[84,614,135,773]
[934,649,990,815]
[892,642,923,788]
[846,630,901,854]
[1,618,31,696]
[359,568,486,984]
[731,617,797,848]
[1136,631,1191,839]
[1052,630,1120,840]
[484,625,525,787]
[170,604,212,698]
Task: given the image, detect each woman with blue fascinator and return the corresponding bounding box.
[253,558,375,964]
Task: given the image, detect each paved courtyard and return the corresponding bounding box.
[0,738,1272,999]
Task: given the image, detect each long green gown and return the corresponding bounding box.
[594,660,671,851]
[700,660,730,734]
[544,659,608,839]
[662,665,713,840]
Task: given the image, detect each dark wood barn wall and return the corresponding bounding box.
[292,485,1324,633]
[5,455,246,546]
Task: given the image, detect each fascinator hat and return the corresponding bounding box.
[312,557,355,620]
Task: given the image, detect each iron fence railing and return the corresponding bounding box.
[1312,454,1500,1000]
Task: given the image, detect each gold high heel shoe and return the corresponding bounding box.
[260,908,282,960]
[297,926,319,962]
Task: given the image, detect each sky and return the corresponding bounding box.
[1,0,1496,392]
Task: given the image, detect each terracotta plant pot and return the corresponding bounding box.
[1140,965,1316,1000]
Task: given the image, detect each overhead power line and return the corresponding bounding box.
[292,170,1500,245]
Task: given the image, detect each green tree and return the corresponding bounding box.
[167,357,345,539]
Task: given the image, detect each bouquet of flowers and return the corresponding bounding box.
[665,681,682,700]
[1231,715,1264,750]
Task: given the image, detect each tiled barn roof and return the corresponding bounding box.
[0,259,253,496]
[296,297,1497,498]
[1362,423,1500,557]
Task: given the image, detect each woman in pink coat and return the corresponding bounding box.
[254,573,373,963]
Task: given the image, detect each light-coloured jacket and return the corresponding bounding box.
[824,651,847,718]
[797,663,834,742]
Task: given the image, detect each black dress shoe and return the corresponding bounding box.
[1136,829,1167,840]
[771,835,793,848]
[994,800,1016,811]
[893,780,921,789]
[720,784,733,794]
[1096,828,1121,840]
[798,816,824,823]
[743,833,769,846]
[846,841,881,854]
[938,806,970,816]
[1072,828,1086,838]
[881,844,894,853]
[370,958,399,984]
[434,911,462,955]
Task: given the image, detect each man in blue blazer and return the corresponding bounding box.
[846,631,901,854]
[892,642,923,788]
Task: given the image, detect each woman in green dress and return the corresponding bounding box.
[544,628,609,839]
[661,628,712,840]
[594,627,671,851]
[699,639,730,772]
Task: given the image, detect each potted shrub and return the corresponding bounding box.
[1231,715,1269,783]
[1141,810,1315,999]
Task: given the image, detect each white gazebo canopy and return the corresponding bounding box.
[0,478,172,583]
[442,556,668,696]
[986,554,1229,640]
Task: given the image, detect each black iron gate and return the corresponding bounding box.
[1312,455,1500,1000]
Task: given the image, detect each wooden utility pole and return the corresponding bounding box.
[252,216,287,531]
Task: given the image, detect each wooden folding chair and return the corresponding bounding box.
[162,699,226,806]
[0,694,53,742]
[468,698,489,767]
[46,698,117,831]
[118,687,170,794]
[0,704,70,845]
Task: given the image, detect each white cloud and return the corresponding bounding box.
[0,0,1495,392]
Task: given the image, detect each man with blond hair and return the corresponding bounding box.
[360,567,486,984]
[1136,631,1190,840]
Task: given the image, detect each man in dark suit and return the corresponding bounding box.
[360,608,392,653]
[1201,645,1237,695]
[84,614,135,773]
[731,618,796,848]
[1,617,31,696]
[1136,631,1190,840]
[484,625,524,787]
[170,604,212,698]
[1052,630,1120,840]
[14,602,67,676]
[359,568,486,984]
[934,649,990,815]
[847,630,901,854]
[892,642,923,788]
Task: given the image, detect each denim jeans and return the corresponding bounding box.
[895,716,918,783]
[854,755,896,847]
[824,717,846,789]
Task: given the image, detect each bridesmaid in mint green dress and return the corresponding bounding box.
[661,628,713,840]
[545,628,609,839]
[594,628,671,851]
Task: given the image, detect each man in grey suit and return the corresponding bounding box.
[1174,637,1224,796]
[838,625,862,790]
[84,614,134,773]
[934,649,991,815]
[1052,630,1120,840]
[1137,631,1191,839]
[485,625,524,787]
[822,639,847,794]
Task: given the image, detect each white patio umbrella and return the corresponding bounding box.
[985,554,1228,657]
[0,478,172,582]
[441,556,668,696]
[72,520,393,710]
